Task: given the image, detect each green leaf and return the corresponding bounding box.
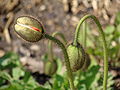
[0,72,12,82]
[0,52,20,70]
[115,24,120,41]
[115,12,120,25]
[77,84,87,90]
[104,25,115,34]
[8,80,24,90]
[12,67,24,80]
[25,76,39,88]
[78,65,100,89]
[52,74,64,89]
[23,71,31,83]
[35,86,49,90]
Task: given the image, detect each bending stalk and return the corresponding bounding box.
[44,33,75,90]
[48,32,67,61]
[73,15,108,90]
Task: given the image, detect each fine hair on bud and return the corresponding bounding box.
[44,60,58,76]
[67,42,86,72]
[14,16,44,42]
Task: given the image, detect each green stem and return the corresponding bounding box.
[73,14,108,90]
[44,33,75,90]
[52,32,67,45]
[48,41,53,61]
[48,32,67,61]
[82,21,87,48]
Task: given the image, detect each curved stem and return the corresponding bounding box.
[82,21,87,48]
[73,14,108,90]
[48,32,67,61]
[44,33,75,90]
[48,41,54,61]
[52,32,67,45]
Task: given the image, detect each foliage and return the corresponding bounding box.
[78,12,120,67]
[0,51,114,90]
[1,12,120,89]
[0,52,48,90]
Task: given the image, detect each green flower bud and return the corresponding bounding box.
[82,53,91,70]
[67,43,85,72]
[14,16,44,42]
[44,60,57,76]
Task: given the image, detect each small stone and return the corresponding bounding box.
[39,5,46,11]
[0,50,5,57]
[30,45,40,51]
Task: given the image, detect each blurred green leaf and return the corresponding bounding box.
[0,52,20,70]
[23,71,31,83]
[35,87,49,90]
[25,76,38,88]
[104,25,115,34]
[77,84,87,90]
[52,74,64,89]
[115,12,120,25]
[0,71,12,82]
[77,65,100,89]
[12,67,24,80]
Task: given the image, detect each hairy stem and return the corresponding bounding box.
[73,14,108,90]
[52,32,67,45]
[82,21,87,48]
[44,33,75,90]
[48,41,54,61]
[48,32,67,61]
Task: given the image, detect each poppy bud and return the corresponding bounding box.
[14,16,44,42]
[67,43,85,72]
[82,53,91,70]
[44,60,58,76]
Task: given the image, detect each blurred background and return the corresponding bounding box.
[0,0,120,89]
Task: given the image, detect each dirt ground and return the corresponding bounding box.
[0,0,120,89]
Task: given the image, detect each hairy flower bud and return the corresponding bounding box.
[67,43,85,72]
[14,16,44,42]
[82,53,91,70]
[44,60,57,76]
